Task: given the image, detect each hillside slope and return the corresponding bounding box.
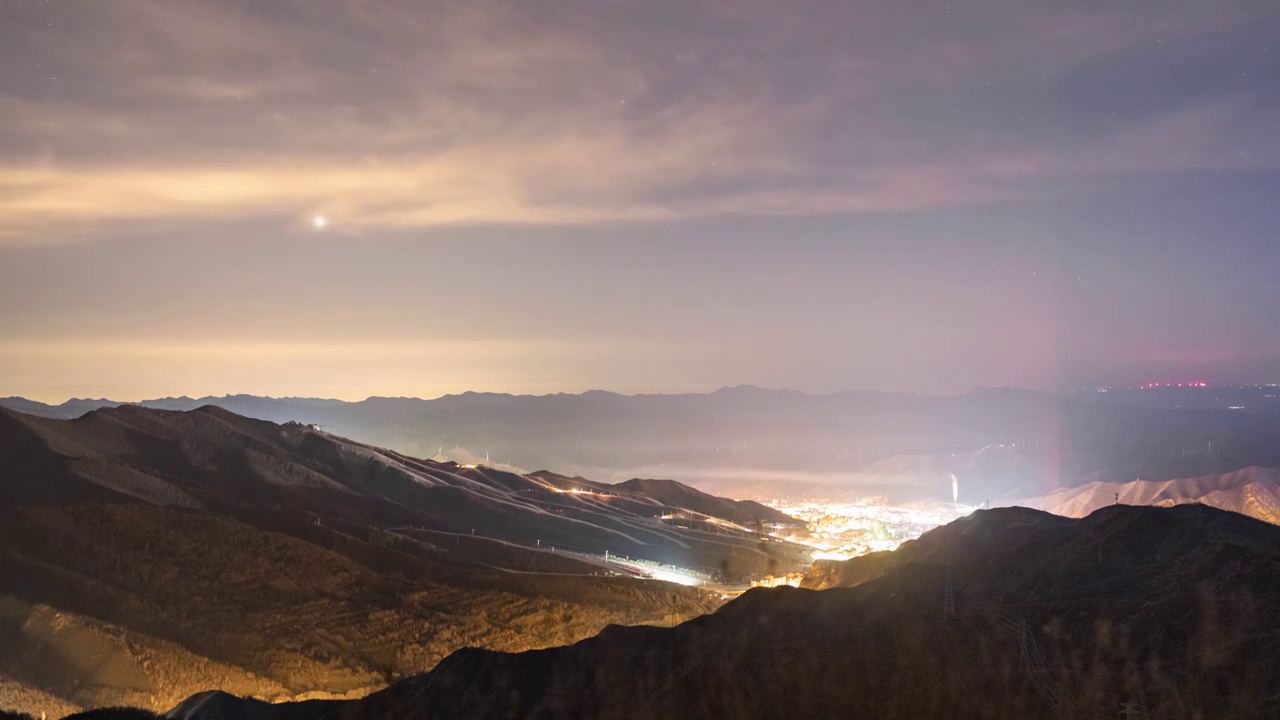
[801,506,1075,590]
[1,405,808,716]
[95,504,1280,720]
[0,405,807,575]
[610,478,796,527]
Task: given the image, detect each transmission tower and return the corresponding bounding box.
[1018,620,1030,672]
[943,566,956,619]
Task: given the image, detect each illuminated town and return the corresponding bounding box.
[767,498,979,561]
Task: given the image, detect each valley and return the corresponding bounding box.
[5,399,1280,718]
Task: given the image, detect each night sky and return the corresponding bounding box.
[2,1,1279,402]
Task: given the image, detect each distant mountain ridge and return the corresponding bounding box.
[7,385,1280,502]
[1005,466,1280,525]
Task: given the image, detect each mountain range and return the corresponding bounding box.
[0,404,808,716]
[6,400,1280,718]
[8,386,1280,502]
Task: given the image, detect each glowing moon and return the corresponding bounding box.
[312,215,328,229]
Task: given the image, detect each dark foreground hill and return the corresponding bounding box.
[0,406,810,715]
[58,504,1280,720]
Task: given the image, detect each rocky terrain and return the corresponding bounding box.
[0,405,808,716]
[44,503,1280,719]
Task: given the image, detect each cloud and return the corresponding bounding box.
[0,0,1276,244]
[0,337,611,361]
[0,100,1269,243]
[0,333,725,403]
[0,96,794,238]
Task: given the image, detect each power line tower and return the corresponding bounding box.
[1018,620,1030,672]
[943,566,956,619]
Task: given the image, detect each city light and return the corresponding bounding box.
[768,498,978,560]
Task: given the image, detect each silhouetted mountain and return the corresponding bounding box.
[801,506,1077,590]
[82,504,1280,719]
[8,387,1280,502]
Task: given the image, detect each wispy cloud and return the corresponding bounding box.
[0,0,1276,244]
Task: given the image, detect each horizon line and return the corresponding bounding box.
[4,384,1050,407]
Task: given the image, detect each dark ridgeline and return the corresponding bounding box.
[42,503,1280,720]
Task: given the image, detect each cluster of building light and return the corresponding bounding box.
[751,573,804,589]
[767,499,975,561]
